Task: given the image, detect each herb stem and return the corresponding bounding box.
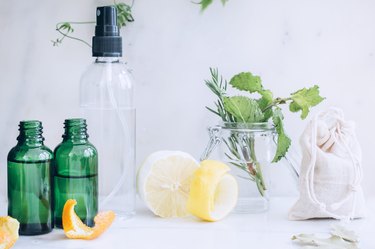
[249,137,266,196]
[262,97,292,113]
[56,21,95,26]
[55,29,92,48]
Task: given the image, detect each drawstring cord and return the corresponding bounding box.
[305,108,361,220]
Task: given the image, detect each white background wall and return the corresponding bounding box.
[0,0,375,199]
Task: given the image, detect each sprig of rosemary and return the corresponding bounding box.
[205,68,235,122]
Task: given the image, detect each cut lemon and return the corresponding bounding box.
[137,151,199,218]
[62,199,115,240]
[0,216,19,249]
[187,160,238,221]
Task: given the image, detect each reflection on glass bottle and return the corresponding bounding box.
[53,118,98,228]
[7,120,53,235]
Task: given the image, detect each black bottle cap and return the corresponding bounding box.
[92,6,122,57]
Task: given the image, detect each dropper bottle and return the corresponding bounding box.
[7,120,53,235]
[80,5,136,218]
[53,118,98,228]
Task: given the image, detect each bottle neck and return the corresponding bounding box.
[17,120,44,147]
[95,57,120,63]
[62,119,89,143]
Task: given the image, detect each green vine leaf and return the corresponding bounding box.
[289,85,325,119]
[59,22,74,33]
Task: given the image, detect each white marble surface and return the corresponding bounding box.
[1,0,375,199]
[5,198,375,249]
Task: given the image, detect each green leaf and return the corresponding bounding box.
[257,89,274,121]
[115,3,134,28]
[260,89,273,104]
[223,96,264,123]
[272,108,291,162]
[289,85,324,119]
[58,22,74,33]
[289,101,300,113]
[200,0,214,10]
[229,72,263,93]
[199,0,227,10]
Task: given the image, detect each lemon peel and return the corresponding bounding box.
[187,160,238,221]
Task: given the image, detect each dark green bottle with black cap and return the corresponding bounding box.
[7,120,53,235]
[53,118,98,228]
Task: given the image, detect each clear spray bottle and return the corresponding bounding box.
[80,6,135,218]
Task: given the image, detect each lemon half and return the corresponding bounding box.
[187,160,238,221]
[137,151,199,218]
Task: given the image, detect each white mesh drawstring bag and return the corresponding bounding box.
[289,108,366,220]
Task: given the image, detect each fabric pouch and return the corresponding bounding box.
[289,108,366,220]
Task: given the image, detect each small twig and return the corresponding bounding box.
[52,21,94,47]
[261,97,292,113]
[56,29,92,47]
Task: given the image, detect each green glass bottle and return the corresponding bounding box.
[53,118,98,228]
[7,120,53,235]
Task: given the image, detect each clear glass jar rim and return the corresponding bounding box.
[220,122,275,131]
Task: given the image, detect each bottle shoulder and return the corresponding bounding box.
[54,140,97,158]
[8,144,53,162]
[80,61,134,87]
[53,140,98,175]
[80,59,135,108]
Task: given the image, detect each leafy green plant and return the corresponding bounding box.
[52,2,134,47]
[205,68,324,195]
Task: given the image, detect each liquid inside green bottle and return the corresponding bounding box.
[7,120,53,235]
[53,118,98,228]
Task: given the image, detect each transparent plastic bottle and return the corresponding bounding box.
[80,6,135,218]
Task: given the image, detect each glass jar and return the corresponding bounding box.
[53,118,98,228]
[201,122,299,213]
[7,120,53,235]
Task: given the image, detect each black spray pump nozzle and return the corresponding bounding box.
[92,6,122,57]
[95,6,118,36]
